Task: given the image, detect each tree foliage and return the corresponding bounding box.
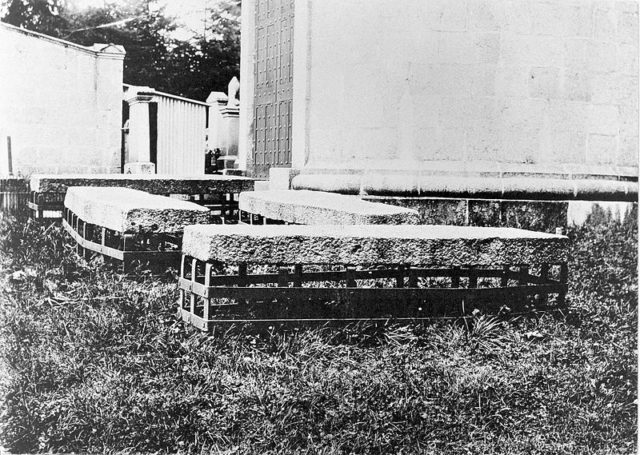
[0,0,241,100]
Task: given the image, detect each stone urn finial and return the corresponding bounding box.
[227,76,240,107]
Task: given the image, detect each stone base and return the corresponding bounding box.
[269,168,300,190]
[362,196,569,232]
[124,162,156,174]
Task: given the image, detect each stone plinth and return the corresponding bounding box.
[292,169,638,202]
[64,187,211,234]
[239,190,421,225]
[182,224,568,266]
[31,174,255,195]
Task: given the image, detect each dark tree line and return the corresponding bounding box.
[1,0,241,101]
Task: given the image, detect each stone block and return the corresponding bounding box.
[503,0,533,34]
[433,64,473,98]
[563,68,591,102]
[616,9,638,43]
[254,180,270,191]
[531,1,565,36]
[528,67,560,99]
[588,105,619,136]
[269,167,300,190]
[564,4,594,38]
[618,136,639,166]
[590,74,618,105]
[618,43,639,75]
[64,187,211,234]
[494,66,529,98]
[182,224,569,266]
[564,39,587,67]
[474,33,501,64]
[594,7,617,41]
[239,190,421,225]
[587,42,617,73]
[438,32,474,63]
[587,134,617,164]
[549,132,587,164]
[469,0,504,31]
[30,174,256,195]
[426,0,468,31]
[470,65,496,97]
[615,76,639,107]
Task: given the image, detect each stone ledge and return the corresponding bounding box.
[239,190,420,225]
[31,174,255,194]
[182,224,568,266]
[292,173,638,202]
[65,187,211,234]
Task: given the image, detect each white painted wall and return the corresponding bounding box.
[291,0,638,178]
[0,22,125,175]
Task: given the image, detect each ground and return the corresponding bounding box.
[0,207,636,454]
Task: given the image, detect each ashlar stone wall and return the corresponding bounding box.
[297,0,637,172]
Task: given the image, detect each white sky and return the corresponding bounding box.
[71,0,213,40]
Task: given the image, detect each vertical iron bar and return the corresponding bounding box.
[293,264,303,287]
[451,266,460,288]
[539,263,550,305]
[203,263,212,331]
[396,265,405,288]
[345,267,356,287]
[277,267,289,287]
[558,263,568,306]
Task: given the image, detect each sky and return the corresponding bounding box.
[71,0,213,40]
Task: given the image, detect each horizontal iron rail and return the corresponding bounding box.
[62,219,181,262]
[195,267,563,287]
[179,279,567,301]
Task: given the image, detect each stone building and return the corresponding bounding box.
[0,22,125,175]
[238,0,638,226]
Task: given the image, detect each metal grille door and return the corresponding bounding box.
[251,0,294,178]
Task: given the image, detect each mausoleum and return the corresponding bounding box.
[238,0,638,224]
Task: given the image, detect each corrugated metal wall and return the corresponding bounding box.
[155,93,208,175]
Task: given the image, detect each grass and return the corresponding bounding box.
[0,206,636,454]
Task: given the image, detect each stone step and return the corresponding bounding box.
[239,190,420,225]
[182,224,568,266]
[64,187,211,234]
[30,173,255,195]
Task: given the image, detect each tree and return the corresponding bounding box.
[1,0,242,102]
[163,0,241,100]
[1,0,68,36]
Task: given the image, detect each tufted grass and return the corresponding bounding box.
[0,206,636,454]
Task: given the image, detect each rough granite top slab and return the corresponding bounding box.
[239,190,420,224]
[65,187,211,234]
[182,224,568,266]
[31,174,255,194]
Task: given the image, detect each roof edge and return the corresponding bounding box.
[0,21,125,59]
